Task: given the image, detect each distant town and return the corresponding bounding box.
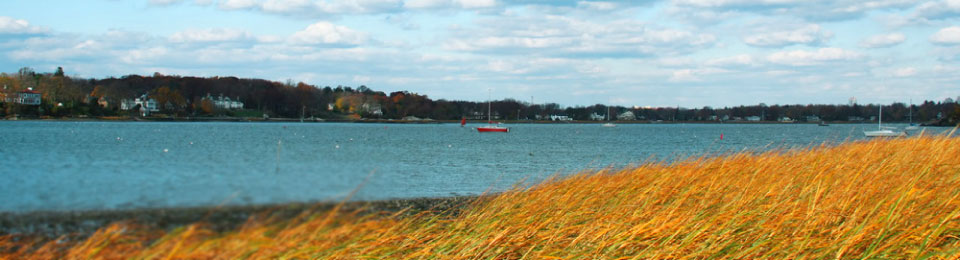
[2,67,959,126]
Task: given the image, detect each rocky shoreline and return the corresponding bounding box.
[0,196,480,239]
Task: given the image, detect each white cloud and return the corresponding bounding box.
[913,0,960,20]
[930,26,960,45]
[290,21,367,45]
[169,28,254,43]
[456,0,496,9]
[705,54,756,66]
[149,0,184,6]
[767,47,861,66]
[219,0,259,9]
[664,7,738,25]
[859,33,905,48]
[404,0,450,8]
[214,0,405,16]
[121,47,170,64]
[673,0,917,21]
[315,0,404,14]
[261,0,313,13]
[893,67,917,77]
[576,1,617,11]
[0,16,47,35]
[444,15,715,58]
[669,68,728,82]
[352,75,371,83]
[744,24,832,48]
[403,0,496,9]
[657,57,695,67]
[672,0,806,8]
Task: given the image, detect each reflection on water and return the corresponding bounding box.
[0,121,949,212]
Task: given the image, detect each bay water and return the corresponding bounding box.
[0,121,949,212]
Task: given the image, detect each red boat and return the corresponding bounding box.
[477,123,509,132]
[477,90,508,133]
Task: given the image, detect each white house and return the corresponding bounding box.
[550,115,573,121]
[589,113,605,121]
[14,89,41,105]
[203,94,243,110]
[120,93,159,116]
[2,88,41,105]
[360,103,383,117]
[617,111,635,120]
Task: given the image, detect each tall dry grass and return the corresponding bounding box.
[3,135,960,259]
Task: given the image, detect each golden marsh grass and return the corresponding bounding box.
[3,134,960,259]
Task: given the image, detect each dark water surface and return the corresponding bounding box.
[0,121,949,212]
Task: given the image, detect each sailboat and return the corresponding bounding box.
[602,106,616,127]
[864,105,906,137]
[477,90,509,133]
[905,99,920,131]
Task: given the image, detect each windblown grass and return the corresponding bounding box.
[4,135,960,259]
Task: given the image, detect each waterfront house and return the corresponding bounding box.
[20,89,42,105]
[3,88,42,105]
[617,111,636,120]
[550,115,573,121]
[589,113,605,121]
[360,103,383,117]
[202,94,244,110]
[120,93,160,116]
[745,116,761,121]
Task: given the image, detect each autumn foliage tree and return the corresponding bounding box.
[151,86,186,112]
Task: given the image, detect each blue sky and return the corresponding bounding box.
[1,0,959,107]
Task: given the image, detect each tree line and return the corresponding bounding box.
[1,67,958,125]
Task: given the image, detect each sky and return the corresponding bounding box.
[1,0,959,107]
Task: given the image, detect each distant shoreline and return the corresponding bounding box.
[3,116,948,126]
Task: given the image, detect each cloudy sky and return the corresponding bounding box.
[2,0,959,107]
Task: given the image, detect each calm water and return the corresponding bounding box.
[0,121,950,212]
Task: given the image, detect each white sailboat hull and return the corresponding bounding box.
[864,130,906,137]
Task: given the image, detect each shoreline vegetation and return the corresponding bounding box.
[3,135,960,258]
[3,69,960,126]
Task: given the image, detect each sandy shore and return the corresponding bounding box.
[0,196,479,239]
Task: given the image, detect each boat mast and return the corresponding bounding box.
[878,105,882,130]
[909,98,913,124]
[487,89,492,124]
